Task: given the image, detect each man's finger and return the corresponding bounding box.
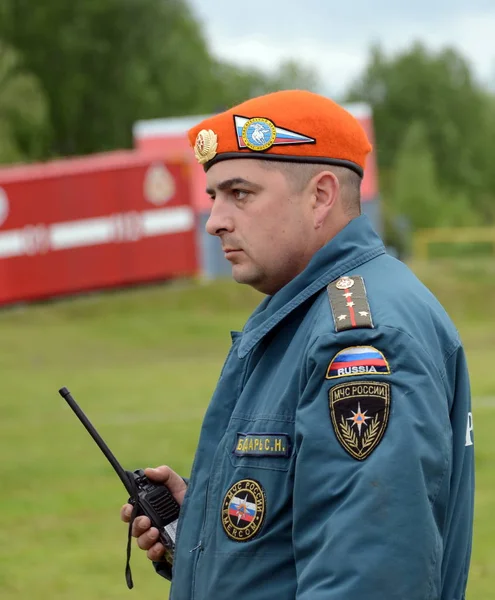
[136,527,159,551]
[147,542,166,562]
[120,503,133,523]
[131,515,151,538]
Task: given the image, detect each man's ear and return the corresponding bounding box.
[311,171,339,229]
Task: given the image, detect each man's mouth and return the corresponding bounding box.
[223,248,243,259]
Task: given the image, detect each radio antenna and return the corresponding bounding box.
[58,387,133,496]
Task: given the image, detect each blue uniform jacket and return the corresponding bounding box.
[160,215,474,600]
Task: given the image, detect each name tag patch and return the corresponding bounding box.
[234,433,291,457]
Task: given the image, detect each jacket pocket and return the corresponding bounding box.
[200,413,296,554]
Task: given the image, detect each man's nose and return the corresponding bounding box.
[205,200,234,237]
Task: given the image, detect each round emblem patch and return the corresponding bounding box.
[336,276,355,290]
[221,479,266,542]
[241,117,276,151]
[143,162,175,206]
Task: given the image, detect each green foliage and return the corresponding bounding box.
[0,1,322,162]
[0,42,48,164]
[266,59,321,93]
[392,121,443,229]
[391,120,481,230]
[0,0,216,157]
[211,59,321,110]
[347,43,488,188]
[347,42,495,228]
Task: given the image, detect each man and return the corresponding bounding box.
[121,90,474,599]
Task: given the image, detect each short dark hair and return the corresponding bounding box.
[261,160,362,217]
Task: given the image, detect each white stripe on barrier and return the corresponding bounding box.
[0,205,194,259]
[0,230,24,258]
[50,216,114,250]
[142,206,194,236]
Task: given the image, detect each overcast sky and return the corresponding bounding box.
[188,0,495,97]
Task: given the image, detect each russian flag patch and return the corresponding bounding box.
[326,346,391,379]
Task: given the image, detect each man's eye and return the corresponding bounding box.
[232,189,248,201]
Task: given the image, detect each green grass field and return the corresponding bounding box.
[0,260,494,599]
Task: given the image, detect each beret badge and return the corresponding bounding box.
[194,129,218,165]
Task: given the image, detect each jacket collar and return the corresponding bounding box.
[237,214,386,358]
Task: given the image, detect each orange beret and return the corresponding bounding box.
[188,90,372,177]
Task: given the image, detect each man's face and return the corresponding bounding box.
[205,159,316,295]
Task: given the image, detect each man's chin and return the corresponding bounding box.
[231,265,260,287]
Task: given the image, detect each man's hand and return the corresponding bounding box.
[120,465,188,562]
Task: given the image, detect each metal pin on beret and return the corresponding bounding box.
[188,90,372,177]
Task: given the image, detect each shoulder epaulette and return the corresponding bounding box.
[327,276,374,332]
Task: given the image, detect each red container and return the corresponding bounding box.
[0,151,198,305]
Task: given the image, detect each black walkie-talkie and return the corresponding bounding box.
[58,387,181,589]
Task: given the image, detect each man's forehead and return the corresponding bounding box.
[207,158,263,179]
[205,159,271,190]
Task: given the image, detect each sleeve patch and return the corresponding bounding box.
[327,276,374,332]
[329,381,391,460]
[326,346,391,379]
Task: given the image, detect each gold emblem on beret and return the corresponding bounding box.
[194,129,218,164]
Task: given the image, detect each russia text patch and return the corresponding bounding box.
[329,381,391,460]
[222,479,266,542]
[326,346,391,379]
[234,433,291,457]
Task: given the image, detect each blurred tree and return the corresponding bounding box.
[346,42,495,219]
[267,59,321,92]
[0,42,48,164]
[211,58,321,110]
[392,121,443,230]
[0,0,322,161]
[208,62,271,110]
[390,120,478,227]
[383,119,481,255]
[0,0,217,157]
[469,92,495,223]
